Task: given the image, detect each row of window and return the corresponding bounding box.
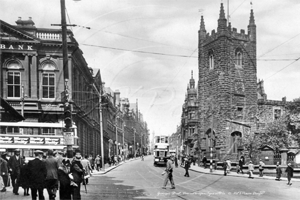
[208,49,243,70]
[0,127,59,135]
[7,71,55,98]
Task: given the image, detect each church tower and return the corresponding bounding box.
[198,3,257,161]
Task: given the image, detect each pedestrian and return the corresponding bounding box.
[94,155,101,171]
[8,148,24,195]
[58,159,72,200]
[162,155,175,189]
[202,156,207,169]
[258,159,265,177]
[88,155,94,172]
[54,151,64,168]
[70,149,84,200]
[0,176,5,193]
[192,156,196,166]
[238,157,244,174]
[111,155,115,166]
[81,155,92,185]
[275,162,282,181]
[183,157,190,177]
[285,163,294,186]
[19,157,30,196]
[28,150,47,200]
[0,154,9,191]
[226,159,231,174]
[114,155,118,165]
[174,156,178,168]
[45,150,59,200]
[248,161,254,179]
[223,160,227,176]
[141,154,144,161]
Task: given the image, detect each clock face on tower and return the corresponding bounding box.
[235,82,244,93]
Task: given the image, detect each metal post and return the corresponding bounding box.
[99,93,105,170]
[115,116,118,156]
[133,128,136,158]
[92,83,105,171]
[60,0,73,158]
[122,123,125,162]
[21,85,24,119]
[210,103,214,173]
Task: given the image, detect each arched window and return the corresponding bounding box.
[208,51,214,70]
[6,60,23,98]
[40,60,57,99]
[230,131,242,153]
[235,49,243,66]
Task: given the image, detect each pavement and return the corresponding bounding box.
[0,157,143,200]
[91,157,140,175]
[187,163,300,182]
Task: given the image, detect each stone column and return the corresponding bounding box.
[280,148,289,165]
[31,54,38,99]
[23,54,29,97]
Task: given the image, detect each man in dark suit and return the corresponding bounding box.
[8,149,24,195]
[28,150,47,200]
[45,150,59,200]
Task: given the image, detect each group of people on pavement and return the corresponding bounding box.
[0,148,95,200]
[218,156,295,186]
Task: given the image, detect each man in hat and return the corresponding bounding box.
[45,150,59,200]
[71,149,84,199]
[8,149,24,195]
[285,163,294,186]
[162,155,175,189]
[28,150,47,200]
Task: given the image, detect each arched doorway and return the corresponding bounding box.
[230,131,242,154]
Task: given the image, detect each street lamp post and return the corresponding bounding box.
[122,123,125,162]
[133,128,136,158]
[92,83,105,171]
[210,103,214,173]
[115,116,118,156]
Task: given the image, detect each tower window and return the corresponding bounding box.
[208,51,214,70]
[235,49,243,66]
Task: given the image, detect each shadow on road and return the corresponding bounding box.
[82,175,159,200]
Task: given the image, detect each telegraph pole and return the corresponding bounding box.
[60,0,73,158]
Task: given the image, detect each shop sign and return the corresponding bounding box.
[30,137,44,144]
[0,136,13,143]
[0,43,35,51]
[45,138,60,145]
[14,137,29,144]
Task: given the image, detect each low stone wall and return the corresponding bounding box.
[212,162,300,178]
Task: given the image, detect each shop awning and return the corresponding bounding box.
[0,97,25,121]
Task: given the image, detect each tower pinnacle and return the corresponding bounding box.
[219,3,226,19]
[200,15,206,31]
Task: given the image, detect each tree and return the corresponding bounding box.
[286,97,300,147]
[262,116,293,149]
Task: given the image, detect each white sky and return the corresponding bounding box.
[1,0,300,137]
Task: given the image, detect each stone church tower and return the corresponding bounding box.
[198,3,257,161]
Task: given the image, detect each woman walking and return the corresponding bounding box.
[275,162,282,181]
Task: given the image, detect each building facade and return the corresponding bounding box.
[0,18,102,157]
[181,71,199,157]
[198,3,257,161]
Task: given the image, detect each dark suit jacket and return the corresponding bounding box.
[28,158,47,188]
[45,156,59,180]
[8,155,23,175]
[0,158,9,176]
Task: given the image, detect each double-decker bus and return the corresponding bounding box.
[153,135,169,166]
